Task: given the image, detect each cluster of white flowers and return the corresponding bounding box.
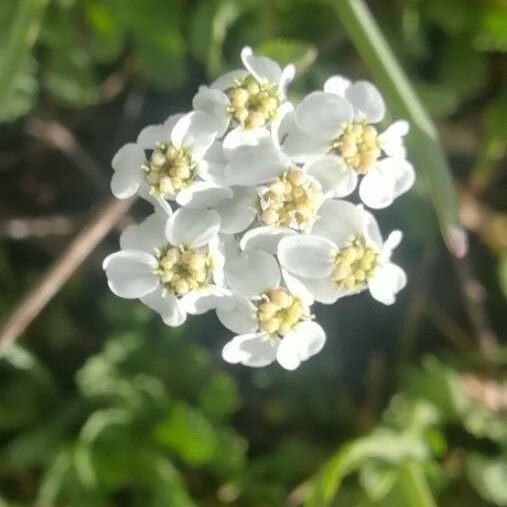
[104,47,415,371]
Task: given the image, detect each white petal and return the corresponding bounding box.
[216,296,257,334]
[378,120,409,158]
[214,187,257,234]
[292,276,344,304]
[241,46,282,84]
[323,75,351,96]
[279,64,295,92]
[305,156,358,198]
[119,212,167,253]
[110,143,145,199]
[179,285,232,315]
[211,69,249,91]
[222,333,279,367]
[368,262,407,305]
[362,209,383,250]
[209,236,226,286]
[281,269,314,307]
[136,124,171,149]
[381,230,403,262]
[222,127,270,158]
[171,111,217,157]
[241,226,296,254]
[276,321,326,370]
[192,86,229,136]
[166,208,220,247]
[282,115,329,163]
[359,167,395,209]
[141,290,186,327]
[224,140,287,186]
[225,250,281,298]
[345,81,385,123]
[103,250,158,299]
[271,101,294,149]
[311,199,364,246]
[277,235,335,279]
[376,157,416,198]
[176,181,233,209]
[294,91,353,141]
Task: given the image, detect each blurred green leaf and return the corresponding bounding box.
[332,0,467,257]
[0,0,48,121]
[257,38,317,72]
[155,402,218,466]
[190,0,244,75]
[466,453,507,506]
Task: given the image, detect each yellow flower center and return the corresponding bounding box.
[155,245,212,296]
[332,235,378,289]
[331,120,380,174]
[256,288,306,336]
[226,75,281,129]
[258,169,323,230]
[142,142,197,197]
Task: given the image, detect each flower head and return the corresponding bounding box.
[217,250,325,370]
[281,78,415,209]
[110,112,232,209]
[193,47,295,149]
[277,200,407,305]
[103,208,231,326]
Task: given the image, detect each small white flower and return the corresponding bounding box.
[213,107,349,252]
[110,111,232,209]
[281,77,415,209]
[217,250,325,370]
[193,46,295,150]
[277,199,407,305]
[103,207,232,327]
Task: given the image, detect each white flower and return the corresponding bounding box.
[281,77,415,209]
[217,250,325,370]
[192,46,295,150]
[110,111,232,209]
[213,107,351,252]
[103,207,232,327]
[277,199,407,305]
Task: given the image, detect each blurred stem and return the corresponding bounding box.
[398,462,438,507]
[331,0,466,258]
[0,0,49,104]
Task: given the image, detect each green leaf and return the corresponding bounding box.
[155,402,218,466]
[466,453,507,506]
[331,0,467,257]
[256,39,317,73]
[305,429,429,506]
[0,0,48,121]
[190,0,244,76]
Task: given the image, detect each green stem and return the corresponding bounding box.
[399,462,438,507]
[332,0,467,258]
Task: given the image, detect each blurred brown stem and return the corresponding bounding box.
[0,198,134,356]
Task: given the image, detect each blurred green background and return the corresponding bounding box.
[0,0,506,505]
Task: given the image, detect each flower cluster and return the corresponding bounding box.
[104,47,414,371]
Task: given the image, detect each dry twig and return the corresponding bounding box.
[0,198,134,356]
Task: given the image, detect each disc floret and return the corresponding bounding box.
[256,288,306,336]
[258,169,323,230]
[227,75,281,129]
[155,245,212,296]
[142,142,197,197]
[331,120,380,174]
[332,235,378,289]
